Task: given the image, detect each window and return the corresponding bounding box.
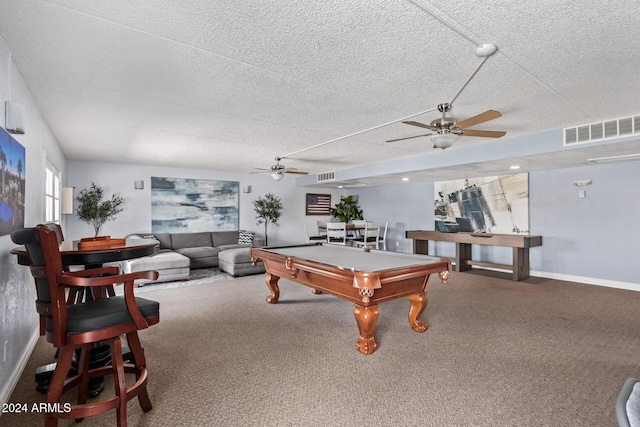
[45,160,61,222]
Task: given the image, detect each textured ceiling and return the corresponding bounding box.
[0,0,639,187]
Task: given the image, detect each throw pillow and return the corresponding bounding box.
[238,230,254,245]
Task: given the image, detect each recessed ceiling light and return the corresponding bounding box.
[402,177,410,181]
[510,165,520,170]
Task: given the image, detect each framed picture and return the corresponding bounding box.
[151,176,239,232]
[306,193,331,215]
[0,126,26,236]
[434,173,529,234]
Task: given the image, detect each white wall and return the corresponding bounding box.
[529,161,640,284]
[355,160,640,288]
[66,161,343,246]
[0,39,67,406]
[355,180,434,253]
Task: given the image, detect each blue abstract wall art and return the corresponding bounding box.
[151,176,239,233]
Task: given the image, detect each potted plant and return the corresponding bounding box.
[253,193,283,246]
[76,182,125,237]
[329,195,363,223]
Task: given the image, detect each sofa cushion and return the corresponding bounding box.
[218,247,253,264]
[153,233,173,249]
[175,246,220,260]
[171,232,213,249]
[211,231,240,247]
[127,249,190,271]
[217,243,251,251]
[175,246,220,269]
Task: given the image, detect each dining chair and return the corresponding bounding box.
[316,220,328,237]
[378,221,389,250]
[305,222,326,243]
[11,225,160,427]
[326,222,348,245]
[353,221,380,249]
[350,220,367,239]
[42,222,64,243]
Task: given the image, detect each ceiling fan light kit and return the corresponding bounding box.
[431,132,457,149]
[270,171,285,181]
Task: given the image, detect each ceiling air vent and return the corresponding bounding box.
[564,114,640,146]
[317,171,335,183]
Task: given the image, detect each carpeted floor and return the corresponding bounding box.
[3,269,640,426]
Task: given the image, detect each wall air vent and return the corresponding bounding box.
[564,114,640,146]
[317,171,335,183]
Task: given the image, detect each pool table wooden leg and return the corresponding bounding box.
[407,292,428,332]
[265,273,280,304]
[353,304,379,355]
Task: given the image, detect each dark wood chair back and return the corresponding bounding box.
[11,226,61,338]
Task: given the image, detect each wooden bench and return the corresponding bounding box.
[405,230,542,281]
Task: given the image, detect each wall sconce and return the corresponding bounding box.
[61,187,74,214]
[134,180,144,190]
[5,101,25,134]
[243,185,251,194]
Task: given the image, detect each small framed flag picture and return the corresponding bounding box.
[305,193,331,215]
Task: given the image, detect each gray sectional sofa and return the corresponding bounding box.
[122,230,265,284]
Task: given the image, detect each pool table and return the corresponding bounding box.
[250,244,451,355]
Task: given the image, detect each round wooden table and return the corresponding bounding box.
[11,238,158,268]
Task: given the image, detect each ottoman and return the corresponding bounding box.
[218,247,265,277]
[123,249,191,285]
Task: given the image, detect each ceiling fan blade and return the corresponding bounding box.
[460,129,506,138]
[455,110,501,129]
[403,121,437,131]
[386,133,434,143]
[283,167,309,174]
[249,170,270,174]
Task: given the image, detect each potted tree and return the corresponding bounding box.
[76,182,125,237]
[253,193,283,246]
[329,195,363,223]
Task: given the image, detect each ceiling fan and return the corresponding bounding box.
[255,44,501,172]
[251,157,309,181]
[387,102,506,149]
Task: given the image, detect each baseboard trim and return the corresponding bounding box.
[0,328,39,410]
[452,262,640,291]
[530,270,640,292]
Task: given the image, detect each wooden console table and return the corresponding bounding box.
[405,230,542,281]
